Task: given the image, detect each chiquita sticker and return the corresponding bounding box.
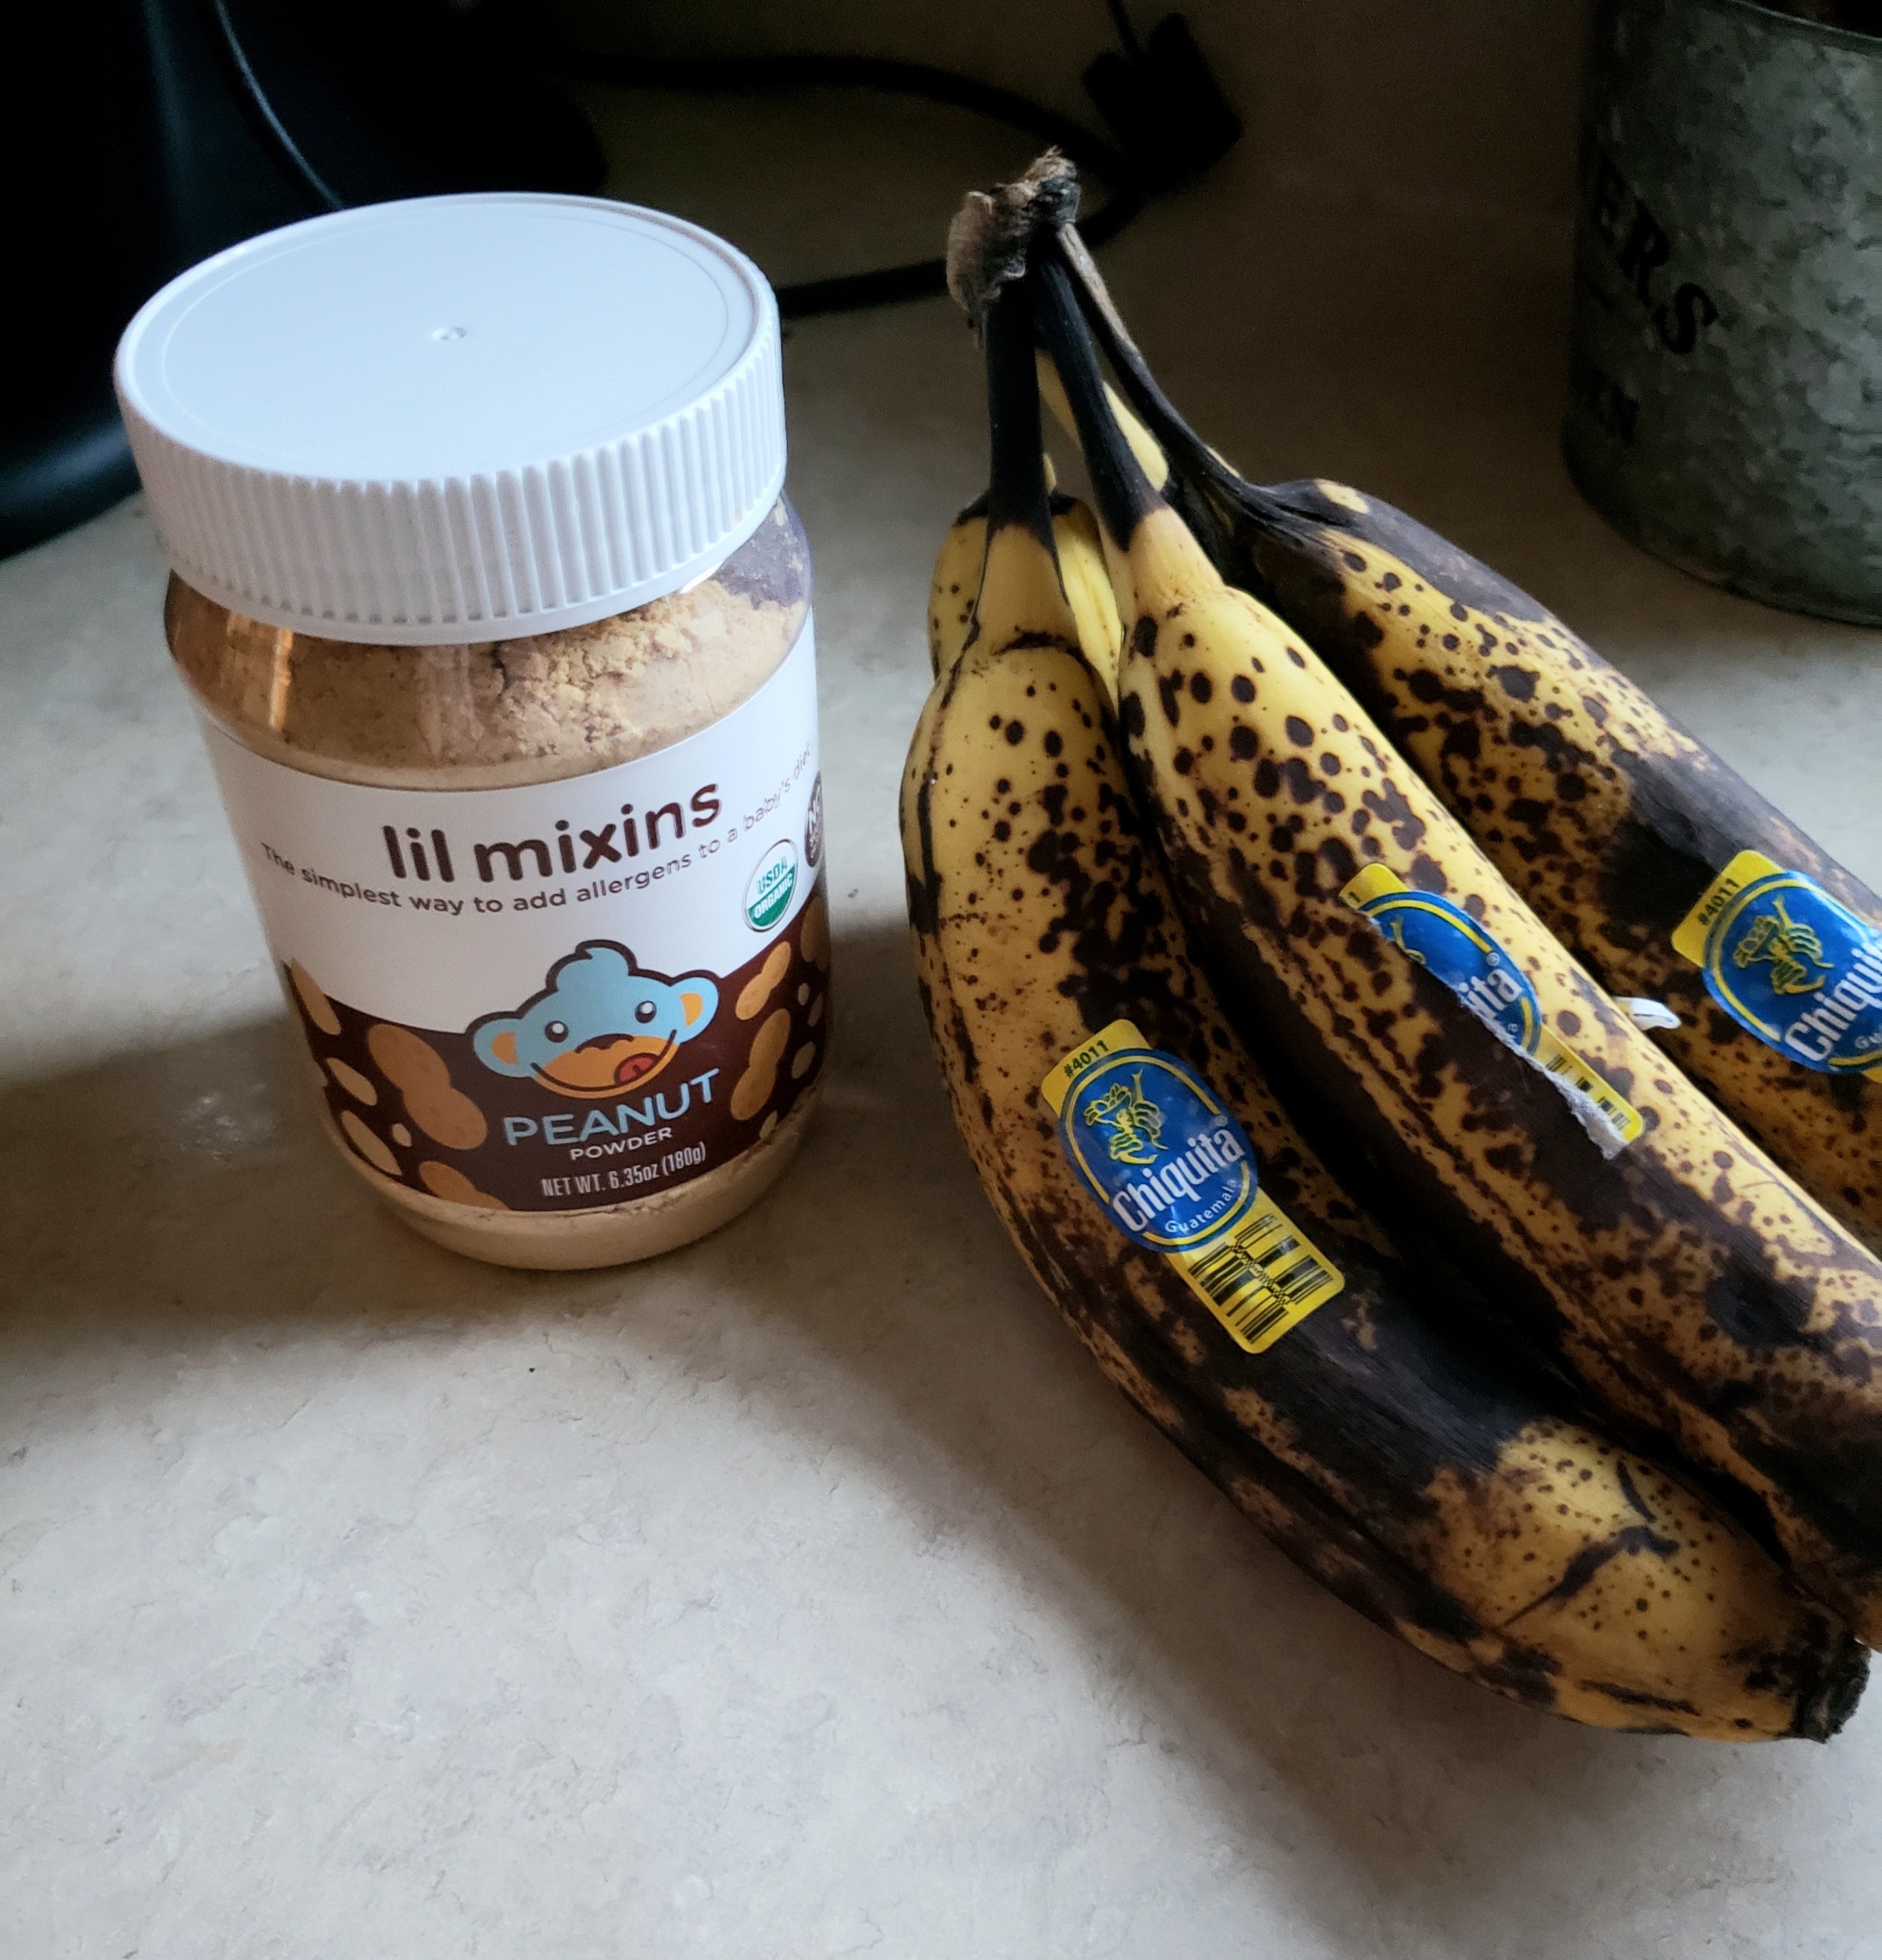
[1675,851,1882,1075]
[1054,1045,1257,1251]
[1342,864,1644,1152]
[1340,867,1543,1050]
[1040,1021,1342,1354]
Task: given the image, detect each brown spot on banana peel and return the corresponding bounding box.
[903,627,1859,1735]
[1501,1523,1681,1625]
[1034,1154,1863,1740]
[1013,1141,1848,1739]
[1173,776,1882,1597]
[1216,483,1882,1255]
[1266,481,1548,625]
[1410,1431,1863,1739]
[1125,593,1882,1644]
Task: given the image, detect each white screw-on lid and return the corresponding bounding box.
[116,193,787,645]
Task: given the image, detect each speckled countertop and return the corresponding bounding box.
[5,79,1882,1960]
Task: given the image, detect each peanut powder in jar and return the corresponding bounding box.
[116,194,828,1269]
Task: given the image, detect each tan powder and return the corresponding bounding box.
[169,501,810,792]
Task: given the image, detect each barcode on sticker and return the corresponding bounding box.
[1176,1189,1344,1354]
[1536,1029,1645,1146]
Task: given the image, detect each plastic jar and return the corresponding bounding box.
[116,194,828,1269]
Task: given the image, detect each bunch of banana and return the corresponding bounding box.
[1028,238,1882,1648]
[898,259,1866,1736]
[1028,188,1882,1257]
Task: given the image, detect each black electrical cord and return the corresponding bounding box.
[206,5,1147,319]
[550,51,1145,319]
[208,0,346,215]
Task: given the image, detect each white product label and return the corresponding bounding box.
[204,621,828,1213]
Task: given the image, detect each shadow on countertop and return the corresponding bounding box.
[0,912,1839,1956]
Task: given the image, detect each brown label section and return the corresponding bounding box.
[289,883,831,1211]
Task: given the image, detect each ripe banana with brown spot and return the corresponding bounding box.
[928,489,1122,695]
[1040,214,1882,1254]
[928,456,1056,674]
[1033,248,1882,1645]
[926,491,988,677]
[900,272,1866,1737]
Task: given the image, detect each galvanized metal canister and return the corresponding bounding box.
[1564,0,1882,624]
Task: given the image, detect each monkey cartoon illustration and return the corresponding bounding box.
[1732,897,1833,998]
[1082,1071,1166,1167]
[470,942,717,1100]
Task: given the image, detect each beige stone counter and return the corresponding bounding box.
[5,65,1880,1958]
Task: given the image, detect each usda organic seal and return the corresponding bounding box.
[745,840,798,932]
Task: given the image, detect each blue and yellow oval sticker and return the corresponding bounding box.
[1341,864,1644,1152]
[1675,851,1882,1075]
[1040,1021,1343,1354]
[1056,1047,1258,1252]
[1343,867,1543,1054]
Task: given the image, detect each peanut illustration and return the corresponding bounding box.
[731,1008,792,1120]
[417,1161,509,1210]
[340,1109,400,1178]
[327,1058,378,1105]
[365,1024,488,1149]
[799,892,829,969]
[736,941,792,1020]
[289,960,342,1036]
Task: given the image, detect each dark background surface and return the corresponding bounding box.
[3,0,1589,557]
